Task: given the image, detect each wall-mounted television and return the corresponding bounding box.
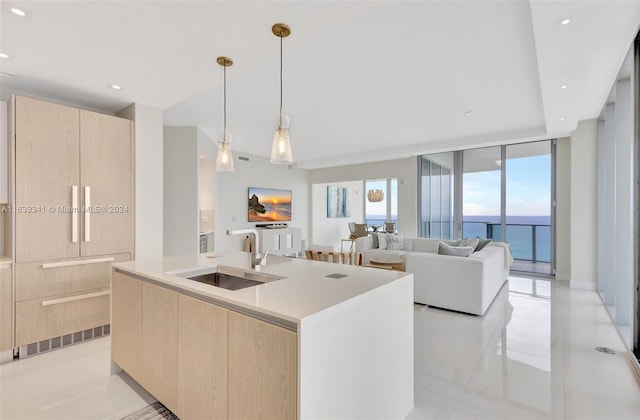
[248,187,292,222]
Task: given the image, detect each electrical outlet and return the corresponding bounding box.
[232,215,238,222]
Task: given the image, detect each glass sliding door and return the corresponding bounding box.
[462,147,502,240]
[505,141,552,274]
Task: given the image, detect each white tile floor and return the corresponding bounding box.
[1,276,639,419]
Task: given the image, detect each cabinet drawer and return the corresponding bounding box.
[16,253,130,301]
[15,287,110,346]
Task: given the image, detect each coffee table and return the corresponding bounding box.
[368,257,405,272]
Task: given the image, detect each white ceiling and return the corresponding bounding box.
[1,1,639,169]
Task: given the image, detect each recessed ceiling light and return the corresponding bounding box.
[109,84,122,90]
[0,53,9,59]
[10,7,27,17]
[560,84,568,89]
[560,117,566,121]
[464,111,474,116]
[561,17,571,25]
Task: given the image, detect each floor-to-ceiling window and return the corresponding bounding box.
[420,140,555,275]
[418,153,453,239]
[505,142,552,274]
[364,178,398,229]
[462,146,502,240]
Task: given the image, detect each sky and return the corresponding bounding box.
[464,154,551,216]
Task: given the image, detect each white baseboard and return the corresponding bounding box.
[569,280,597,291]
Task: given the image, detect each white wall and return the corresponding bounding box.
[569,119,598,290]
[555,137,571,281]
[215,152,309,252]
[309,158,418,237]
[163,127,199,257]
[311,181,363,248]
[117,103,164,260]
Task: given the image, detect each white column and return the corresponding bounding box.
[117,103,164,260]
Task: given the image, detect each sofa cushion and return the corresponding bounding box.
[376,232,388,249]
[386,233,404,250]
[437,242,474,257]
[459,237,480,250]
[476,237,492,251]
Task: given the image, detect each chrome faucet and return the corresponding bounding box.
[226,228,265,269]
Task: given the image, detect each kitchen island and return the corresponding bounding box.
[111,252,414,419]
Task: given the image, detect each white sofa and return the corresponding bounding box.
[355,236,510,315]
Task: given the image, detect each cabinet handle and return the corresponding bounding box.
[71,185,78,243]
[42,257,115,269]
[41,290,110,307]
[84,186,91,242]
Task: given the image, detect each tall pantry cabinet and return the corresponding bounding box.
[12,96,134,349]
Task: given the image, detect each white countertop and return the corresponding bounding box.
[113,251,411,326]
[0,256,11,269]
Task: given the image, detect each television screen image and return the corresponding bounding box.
[248,187,292,222]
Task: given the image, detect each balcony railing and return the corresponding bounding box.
[463,221,551,263]
[421,221,551,264]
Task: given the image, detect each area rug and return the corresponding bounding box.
[119,402,178,420]
[414,303,427,312]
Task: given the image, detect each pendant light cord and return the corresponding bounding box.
[223,63,227,135]
[280,34,283,113]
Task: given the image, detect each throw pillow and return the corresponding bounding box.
[372,233,379,248]
[437,242,474,257]
[458,237,480,251]
[376,232,388,250]
[386,233,404,251]
[475,237,492,251]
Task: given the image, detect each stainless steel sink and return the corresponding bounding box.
[179,265,285,291]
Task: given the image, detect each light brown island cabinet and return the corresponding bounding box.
[0,268,12,351]
[177,294,228,419]
[141,282,178,414]
[111,270,298,420]
[12,95,134,349]
[228,311,297,420]
[111,271,143,383]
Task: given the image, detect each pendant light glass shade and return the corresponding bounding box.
[216,56,234,172]
[270,112,293,164]
[216,130,234,172]
[270,23,293,164]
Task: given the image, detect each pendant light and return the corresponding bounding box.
[270,23,294,164]
[216,56,234,172]
[367,189,384,202]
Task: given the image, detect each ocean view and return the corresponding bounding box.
[366,215,551,262]
[463,215,551,262]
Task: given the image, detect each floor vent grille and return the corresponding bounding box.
[18,324,110,359]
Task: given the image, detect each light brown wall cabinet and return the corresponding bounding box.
[13,96,134,347]
[111,271,297,420]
